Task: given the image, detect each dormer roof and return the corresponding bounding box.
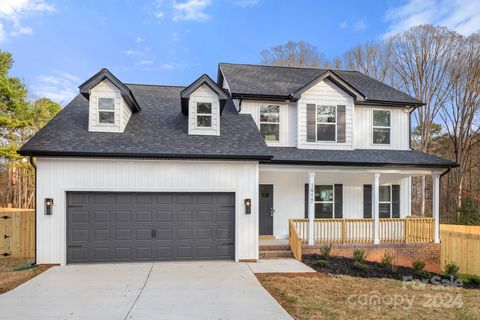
[78,68,141,112]
[180,74,229,115]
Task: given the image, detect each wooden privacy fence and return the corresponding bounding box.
[441,224,480,276]
[0,209,35,258]
[290,217,434,245]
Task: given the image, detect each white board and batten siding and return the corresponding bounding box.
[354,106,410,150]
[89,79,132,133]
[188,84,220,136]
[297,79,354,150]
[36,158,259,265]
[259,170,411,239]
[240,100,296,147]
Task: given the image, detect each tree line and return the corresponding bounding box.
[261,25,480,224]
[0,51,61,208]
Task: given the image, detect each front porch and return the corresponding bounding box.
[259,165,443,261]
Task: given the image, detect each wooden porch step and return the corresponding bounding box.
[259,250,293,259]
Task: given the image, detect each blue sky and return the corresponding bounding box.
[1,0,479,105]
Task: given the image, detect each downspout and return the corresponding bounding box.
[29,155,37,266]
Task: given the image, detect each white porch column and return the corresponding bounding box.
[372,173,380,244]
[433,173,440,243]
[308,172,315,245]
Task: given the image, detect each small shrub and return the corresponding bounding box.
[444,261,460,277]
[353,249,367,263]
[381,252,394,272]
[412,260,426,272]
[313,259,331,269]
[319,244,332,259]
[353,261,370,271]
[456,197,480,226]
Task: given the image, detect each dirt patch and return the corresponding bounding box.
[303,254,480,289]
[257,272,480,320]
[0,260,51,294]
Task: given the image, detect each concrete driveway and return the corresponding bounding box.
[0,261,292,320]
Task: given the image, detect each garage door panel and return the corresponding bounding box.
[67,192,235,263]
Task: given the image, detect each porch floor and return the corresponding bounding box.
[259,239,289,246]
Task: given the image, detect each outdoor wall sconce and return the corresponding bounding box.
[45,198,54,215]
[244,198,251,214]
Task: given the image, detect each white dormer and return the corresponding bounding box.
[181,74,229,136]
[79,68,141,133]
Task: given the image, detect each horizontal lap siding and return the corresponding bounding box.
[297,79,354,150]
[240,100,296,147]
[259,171,411,239]
[36,158,259,265]
[354,106,409,150]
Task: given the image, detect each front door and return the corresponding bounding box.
[259,184,274,235]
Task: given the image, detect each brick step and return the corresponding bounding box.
[259,244,291,251]
[259,250,293,259]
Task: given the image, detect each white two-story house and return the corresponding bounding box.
[19,63,456,266]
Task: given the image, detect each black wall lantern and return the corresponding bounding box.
[45,198,53,215]
[244,198,251,215]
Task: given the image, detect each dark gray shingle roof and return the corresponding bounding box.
[219,63,422,105]
[19,84,272,160]
[266,147,456,168]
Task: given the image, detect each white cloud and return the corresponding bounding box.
[30,71,80,106]
[234,0,258,7]
[172,0,211,22]
[0,0,55,41]
[339,20,366,32]
[137,60,154,65]
[353,20,366,32]
[136,37,145,43]
[122,49,145,56]
[385,0,480,36]
[172,32,179,41]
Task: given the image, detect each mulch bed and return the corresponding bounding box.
[303,254,480,289]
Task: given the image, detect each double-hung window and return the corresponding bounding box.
[259,105,280,142]
[316,105,336,141]
[98,98,115,124]
[196,102,212,127]
[373,110,391,144]
[379,185,392,218]
[315,185,334,218]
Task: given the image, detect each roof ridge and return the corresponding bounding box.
[125,83,186,88]
[219,62,359,73]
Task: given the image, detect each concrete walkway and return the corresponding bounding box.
[0,261,292,320]
[248,258,316,273]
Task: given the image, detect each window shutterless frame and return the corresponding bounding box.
[196,102,213,128]
[259,104,280,142]
[98,97,115,125]
[315,105,337,142]
[372,109,391,145]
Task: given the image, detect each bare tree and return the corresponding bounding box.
[440,33,480,210]
[343,40,394,84]
[390,25,462,215]
[261,41,324,68]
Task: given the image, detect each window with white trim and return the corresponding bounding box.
[373,110,391,144]
[315,185,334,218]
[379,185,392,218]
[98,98,115,124]
[316,105,336,141]
[259,104,280,142]
[196,102,212,127]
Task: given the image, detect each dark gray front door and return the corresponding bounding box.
[67,192,235,263]
[259,185,273,235]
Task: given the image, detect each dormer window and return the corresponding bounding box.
[98,97,115,124]
[196,102,212,128]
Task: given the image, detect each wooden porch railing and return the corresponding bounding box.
[289,217,434,246]
[288,219,302,261]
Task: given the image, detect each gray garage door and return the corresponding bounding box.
[67,192,235,263]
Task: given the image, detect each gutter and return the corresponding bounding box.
[29,156,37,266]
